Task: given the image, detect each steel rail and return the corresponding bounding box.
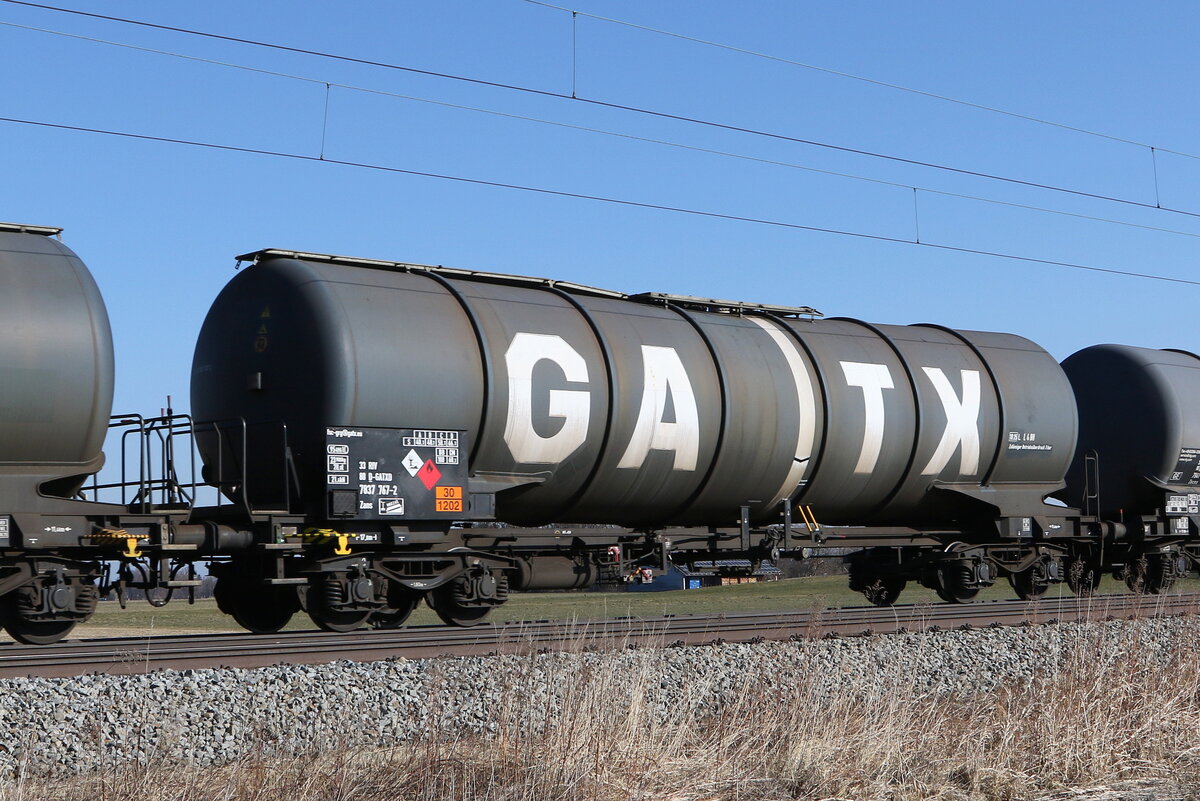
[1,592,1196,678]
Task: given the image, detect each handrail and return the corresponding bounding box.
[84,413,299,517]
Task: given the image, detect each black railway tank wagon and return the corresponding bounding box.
[0,223,1196,644]
[0,224,237,643]
[189,247,1200,625]
[1057,344,1200,591]
[0,223,117,643]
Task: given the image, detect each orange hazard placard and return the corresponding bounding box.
[436,499,464,513]
[436,486,463,500]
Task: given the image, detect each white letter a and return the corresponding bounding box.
[617,345,699,471]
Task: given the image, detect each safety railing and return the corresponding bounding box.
[189,417,299,516]
[82,409,200,512]
[81,409,300,518]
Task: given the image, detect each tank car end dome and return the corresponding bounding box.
[1060,344,1200,518]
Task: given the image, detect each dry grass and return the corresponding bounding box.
[4,626,1200,801]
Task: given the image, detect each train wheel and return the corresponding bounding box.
[935,585,979,604]
[861,576,905,607]
[215,577,298,634]
[427,583,495,627]
[1,579,95,644]
[934,563,981,604]
[308,608,371,632]
[369,584,421,629]
[303,577,373,632]
[1065,557,1101,596]
[1124,556,1169,594]
[212,579,234,615]
[3,616,76,645]
[238,591,297,634]
[1008,569,1048,601]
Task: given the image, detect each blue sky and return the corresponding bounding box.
[3,0,1199,418]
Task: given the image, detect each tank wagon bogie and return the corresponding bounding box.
[0,224,1196,644]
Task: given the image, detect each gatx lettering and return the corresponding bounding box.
[503,332,985,482]
[616,345,699,471]
[840,361,895,475]
[920,367,981,476]
[502,333,590,464]
[502,335,699,471]
[839,361,982,477]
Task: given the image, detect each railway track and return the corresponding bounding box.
[1,592,1196,678]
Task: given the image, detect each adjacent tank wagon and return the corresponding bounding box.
[0,224,114,494]
[0,225,217,643]
[1061,345,1200,519]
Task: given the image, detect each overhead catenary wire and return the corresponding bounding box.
[3,0,1200,223]
[2,113,1198,287]
[3,18,1200,243]
[523,0,1200,162]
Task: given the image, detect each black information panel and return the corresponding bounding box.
[324,427,469,520]
[1166,493,1200,515]
[1170,447,1200,487]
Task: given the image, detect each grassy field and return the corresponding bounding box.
[68,572,1194,637]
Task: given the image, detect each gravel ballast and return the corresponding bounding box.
[1,615,1198,778]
